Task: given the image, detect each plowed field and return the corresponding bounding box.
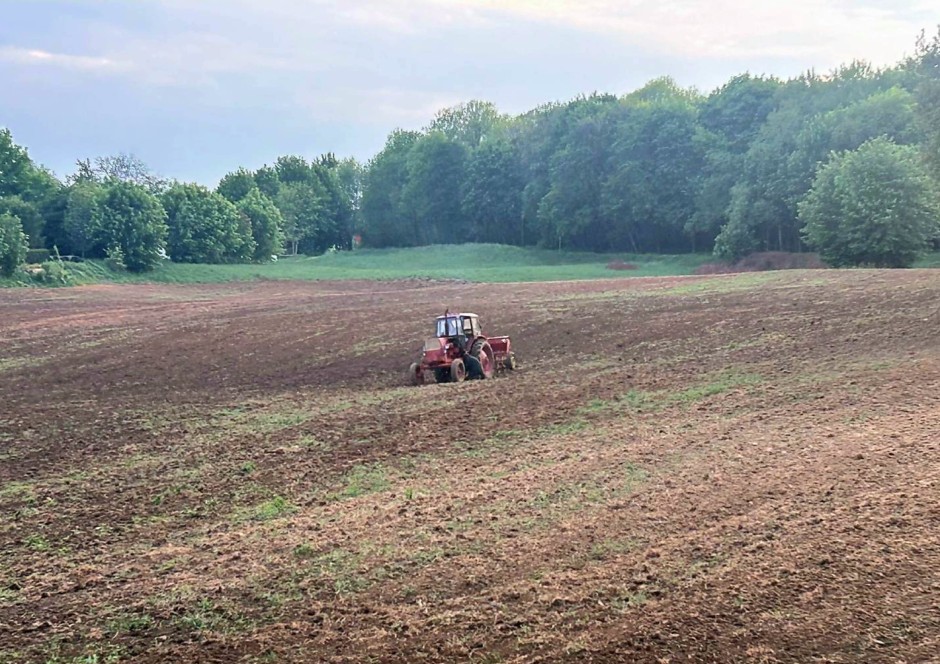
[1,270,939,663]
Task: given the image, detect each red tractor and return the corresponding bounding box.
[409,312,516,385]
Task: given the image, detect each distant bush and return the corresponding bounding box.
[25,248,50,264]
[695,252,827,275]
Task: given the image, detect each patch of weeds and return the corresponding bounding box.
[298,435,330,451]
[293,543,316,559]
[25,534,49,551]
[539,420,589,436]
[157,559,178,574]
[0,586,19,604]
[564,640,588,655]
[580,398,611,414]
[0,481,37,502]
[410,547,446,567]
[333,575,371,595]
[622,464,649,494]
[243,496,296,522]
[176,597,245,634]
[239,461,257,475]
[588,539,635,561]
[327,464,390,501]
[471,654,505,664]
[249,411,310,433]
[619,389,658,412]
[403,487,414,501]
[612,591,648,611]
[530,486,574,510]
[307,549,370,595]
[105,611,154,636]
[150,484,184,506]
[669,371,762,404]
[40,642,126,664]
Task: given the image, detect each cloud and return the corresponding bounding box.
[460,0,936,65]
[0,46,125,72]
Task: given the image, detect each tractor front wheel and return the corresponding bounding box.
[409,363,425,386]
[450,358,467,383]
[504,352,517,371]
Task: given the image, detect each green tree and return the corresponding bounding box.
[0,212,28,276]
[252,165,281,200]
[539,112,615,251]
[401,133,468,245]
[95,182,168,272]
[360,130,421,247]
[217,168,259,203]
[73,154,166,194]
[276,181,324,255]
[428,100,504,149]
[237,188,284,260]
[335,157,363,235]
[461,138,524,244]
[0,196,44,248]
[603,93,706,252]
[162,183,254,263]
[64,182,103,257]
[913,29,940,177]
[0,128,32,199]
[799,137,940,267]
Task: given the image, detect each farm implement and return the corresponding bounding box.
[409,311,516,384]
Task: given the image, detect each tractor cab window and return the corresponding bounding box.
[437,317,461,338]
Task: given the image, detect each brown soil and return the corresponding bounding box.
[1,270,938,663]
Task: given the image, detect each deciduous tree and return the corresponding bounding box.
[799,137,940,267]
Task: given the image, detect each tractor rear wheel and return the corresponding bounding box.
[450,358,467,383]
[469,339,495,379]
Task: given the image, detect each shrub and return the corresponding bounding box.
[105,245,127,271]
[34,260,70,285]
[0,213,28,277]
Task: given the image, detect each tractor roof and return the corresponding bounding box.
[436,313,477,319]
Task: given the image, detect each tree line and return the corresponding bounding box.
[0,142,361,275]
[2,30,939,277]
[360,31,940,266]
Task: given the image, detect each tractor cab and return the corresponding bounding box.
[435,314,481,341]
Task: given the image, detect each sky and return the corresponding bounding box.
[2,0,938,185]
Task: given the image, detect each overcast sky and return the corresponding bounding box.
[2,0,938,185]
